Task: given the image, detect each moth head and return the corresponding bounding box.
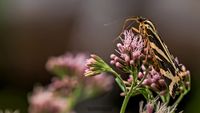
[137,16,147,23]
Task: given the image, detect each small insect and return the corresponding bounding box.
[121,16,187,97]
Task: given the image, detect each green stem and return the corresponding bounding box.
[114,66,154,113]
[110,69,128,93]
[120,95,131,113]
[120,70,139,113]
[119,81,137,113]
[160,94,170,105]
[173,78,191,108]
[130,68,149,94]
[172,90,188,108]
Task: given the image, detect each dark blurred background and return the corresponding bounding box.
[0,0,200,113]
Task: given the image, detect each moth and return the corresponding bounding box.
[121,16,186,97]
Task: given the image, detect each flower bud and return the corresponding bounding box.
[151,83,159,91]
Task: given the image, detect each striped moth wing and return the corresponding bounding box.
[122,16,182,97]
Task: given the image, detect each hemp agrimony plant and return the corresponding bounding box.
[84,17,191,113]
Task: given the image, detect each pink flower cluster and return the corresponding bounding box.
[110,30,146,68]
[110,29,168,94]
[139,65,167,94]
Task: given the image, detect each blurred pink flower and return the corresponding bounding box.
[46,53,87,76]
[29,87,68,113]
[30,52,114,113]
[48,77,78,96]
[85,73,113,93]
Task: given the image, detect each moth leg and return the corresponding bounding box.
[115,17,139,41]
[131,27,140,33]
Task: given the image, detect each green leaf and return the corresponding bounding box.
[132,88,153,101]
[115,78,125,92]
